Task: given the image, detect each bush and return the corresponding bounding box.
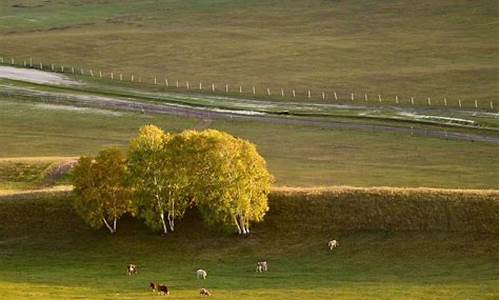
[267,187,498,234]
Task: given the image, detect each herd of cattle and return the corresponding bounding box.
[126,239,339,296]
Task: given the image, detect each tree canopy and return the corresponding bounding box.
[73,125,273,236]
[72,148,130,233]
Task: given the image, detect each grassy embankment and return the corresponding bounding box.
[0,0,497,106]
[0,188,497,299]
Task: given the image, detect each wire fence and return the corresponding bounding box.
[0,55,498,112]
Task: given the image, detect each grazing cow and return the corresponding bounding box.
[199,288,211,296]
[150,282,158,293]
[256,261,268,272]
[127,264,137,275]
[158,284,169,295]
[328,239,339,251]
[196,269,207,279]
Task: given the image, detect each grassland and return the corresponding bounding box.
[0,0,497,105]
[0,194,497,299]
[0,96,498,189]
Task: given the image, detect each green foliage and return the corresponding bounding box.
[189,130,273,234]
[269,187,499,234]
[127,127,272,235]
[127,125,172,234]
[72,148,130,233]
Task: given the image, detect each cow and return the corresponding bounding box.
[328,239,339,251]
[256,261,268,272]
[199,288,211,296]
[158,284,169,295]
[196,269,207,279]
[149,282,158,293]
[127,264,137,275]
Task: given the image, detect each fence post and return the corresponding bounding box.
[111,72,114,80]
[239,86,242,93]
[99,71,102,78]
[165,78,168,87]
[154,77,157,85]
[267,88,271,96]
[23,60,26,67]
[212,83,215,92]
[0,56,3,63]
[175,80,178,88]
[40,62,43,70]
[252,86,256,95]
[351,93,354,101]
[395,95,399,104]
[292,89,296,97]
[443,97,447,106]
[410,97,414,105]
[281,88,284,97]
[427,97,431,106]
[226,84,229,93]
[378,95,382,103]
[364,93,368,101]
[90,70,94,77]
[120,73,123,81]
[322,91,325,100]
[458,99,462,108]
[200,82,203,90]
[334,91,337,101]
[186,81,190,89]
[474,100,478,109]
[490,101,494,110]
[72,67,75,74]
[11,58,14,65]
[307,89,311,99]
[51,64,55,71]
[29,57,32,67]
[61,65,64,73]
[80,68,84,75]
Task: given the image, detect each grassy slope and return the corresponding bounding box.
[0,97,498,189]
[0,0,497,105]
[0,195,497,299]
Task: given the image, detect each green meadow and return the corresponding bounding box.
[0,0,497,105]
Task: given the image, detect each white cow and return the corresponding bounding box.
[256,261,268,272]
[196,269,207,279]
[127,264,137,275]
[328,239,339,251]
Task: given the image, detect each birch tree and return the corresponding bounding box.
[191,130,273,235]
[128,125,194,235]
[72,148,130,233]
[128,125,171,234]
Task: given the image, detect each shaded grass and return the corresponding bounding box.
[0,0,497,104]
[0,195,497,299]
[0,97,497,188]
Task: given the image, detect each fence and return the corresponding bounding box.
[0,55,497,112]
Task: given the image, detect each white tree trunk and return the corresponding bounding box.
[113,218,117,232]
[167,214,175,232]
[234,216,242,235]
[103,218,115,234]
[160,212,168,235]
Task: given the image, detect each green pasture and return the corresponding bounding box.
[0,96,497,189]
[0,195,497,299]
[0,0,497,105]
